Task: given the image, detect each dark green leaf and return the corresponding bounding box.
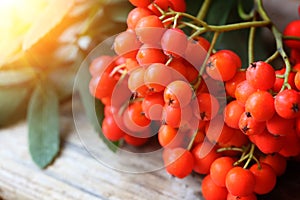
[207,0,272,67]
[76,60,119,152]
[27,83,60,168]
[205,0,236,25]
[203,0,236,43]
[186,0,203,16]
[186,0,272,68]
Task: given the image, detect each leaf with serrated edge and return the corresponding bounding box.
[22,0,74,51]
[28,83,59,168]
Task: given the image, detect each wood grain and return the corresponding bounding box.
[1,95,299,200]
[0,95,202,200]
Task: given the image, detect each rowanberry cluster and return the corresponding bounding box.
[88,0,300,199]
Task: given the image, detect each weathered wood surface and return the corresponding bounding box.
[0,96,202,200]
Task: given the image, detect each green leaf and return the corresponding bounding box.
[27,83,60,168]
[186,0,203,16]
[23,0,74,51]
[206,0,272,67]
[205,0,236,25]
[76,61,119,152]
[203,0,236,43]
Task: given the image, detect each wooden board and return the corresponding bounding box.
[0,95,202,200]
[1,95,300,200]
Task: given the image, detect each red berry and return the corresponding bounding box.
[102,116,125,141]
[251,129,285,154]
[148,0,172,16]
[163,80,193,108]
[127,7,153,29]
[245,90,275,122]
[136,44,167,65]
[224,100,245,129]
[194,93,219,121]
[163,147,194,178]
[273,68,296,93]
[202,174,228,200]
[239,111,266,136]
[205,115,235,146]
[206,50,239,81]
[89,72,117,99]
[274,89,300,119]
[210,156,235,187]
[129,0,152,8]
[227,193,257,200]
[124,134,149,146]
[135,15,165,44]
[259,153,287,176]
[250,163,277,195]
[225,167,256,197]
[168,0,186,12]
[184,39,207,69]
[142,92,164,120]
[266,113,295,136]
[192,141,220,174]
[246,61,275,90]
[89,56,114,77]
[161,28,188,58]
[235,80,256,105]
[158,124,178,147]
[144,63,173,92]
[283,20,300,49]
[225,71,246,98]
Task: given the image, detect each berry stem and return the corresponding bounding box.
[192,31,220,91]
[200,31,219,75]
[248,14,257,64]
[109,63,126,77]
[265,51,280,64]
[196,0,212,21]
[234,154,250,166]
[252,154,261,169]
[181,20,270,36]
[153,2,166,16]
[161,9,270,38]
[172,13,180,28]
[243,143,255,169]
[162,11,209,28]
[255,0,292,92]
[275,74,285,79]
[217,146,245,153]
[165,56,173,66]
[283,35,300,41]
[272,25,292,92]
[200,21,270,33]
[187,130,199,151]
[237,0,254,20]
